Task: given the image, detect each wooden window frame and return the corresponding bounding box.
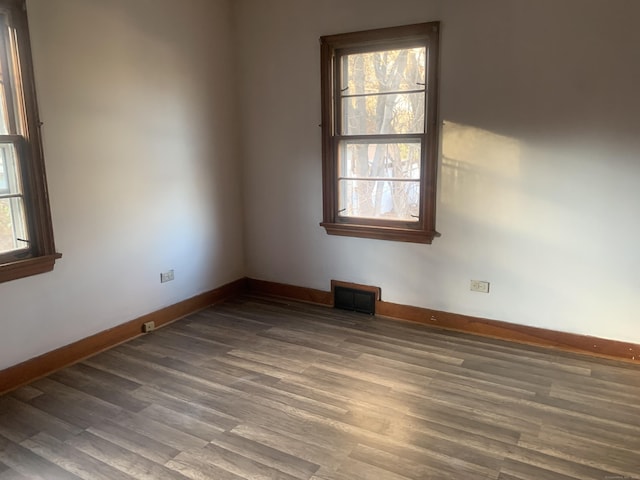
[0,0,60,283]
[320,22,440,243]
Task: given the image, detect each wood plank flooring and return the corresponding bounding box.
[1,295,639,479]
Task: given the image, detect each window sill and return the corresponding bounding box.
[0,253,62,284]
[320,222,436,244]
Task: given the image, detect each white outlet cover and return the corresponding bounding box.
[470,280,490,293]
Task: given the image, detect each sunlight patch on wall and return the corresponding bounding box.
[440,121,521,216]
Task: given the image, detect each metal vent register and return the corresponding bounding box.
[333,286,375,315]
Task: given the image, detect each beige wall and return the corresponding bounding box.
[2,0,639,370]
[237,0,640,343]
[0,0,245,369]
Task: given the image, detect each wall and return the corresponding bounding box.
[237,0,640,343]
[0,0,244,370]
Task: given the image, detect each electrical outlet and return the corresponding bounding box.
[160,269,174,283]
[142,321,155,333]
[470,280,490,293]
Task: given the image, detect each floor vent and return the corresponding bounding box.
[334,286,376,315]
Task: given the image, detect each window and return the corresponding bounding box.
[320,22,440,243]
[0,0,59,283]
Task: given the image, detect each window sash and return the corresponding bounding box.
[337,178,422,222]
[333,38,429,226]
[337,46,427,139]
[0,135,30,257]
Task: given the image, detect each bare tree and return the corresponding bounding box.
[343,47,425,219]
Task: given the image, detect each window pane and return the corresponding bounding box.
[0,153,7,193]
[0,197,28,254]
[339,140,422,180]
[0,83,10,134]
[0,142,21,194]
[342,48,426,95]
[338,179,420,221]
[0,14,13,135]
[342,91,424,135]
[0,142,28,254]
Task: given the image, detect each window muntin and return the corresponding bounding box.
[320,23,440,243]
[0,0,59,282]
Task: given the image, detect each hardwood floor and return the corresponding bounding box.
[1,295,639,479]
